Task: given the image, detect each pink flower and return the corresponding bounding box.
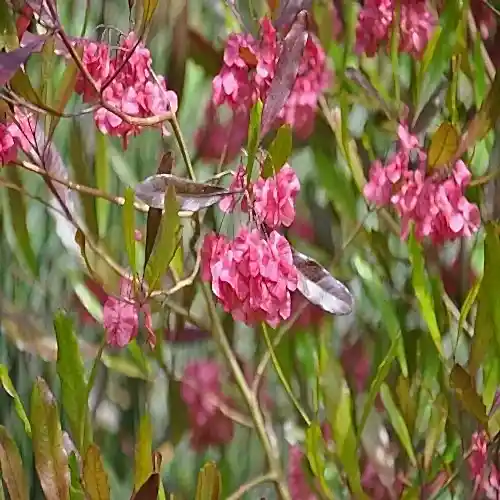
[0,121,18,165]
[180,360,234,451]
[287,445,319,500]
[195,103,249,165]
[218,163,248,213]
[356,0,436,58]
[253,164,300,229]
[468,431,488,483]
[201,228,298,328]
[74,41,111,103]
[212,18,331,138]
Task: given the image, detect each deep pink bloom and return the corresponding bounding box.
[201,228,298,327]
[0,121,18,165]
[253,164,300,229]
[218,163,248,214]
[356,0,435,58]
[287,445,319,500]
[212,18,331,137]
[195,103,249,165]
[468,431,489,483]
[180,360,234,451]
[74,41,111,103]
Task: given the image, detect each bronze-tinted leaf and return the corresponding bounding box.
[195,462,221,500]
[260,11,308,136]
[0,426,29,500]
[130,473,159,500]
[293,250,354,315]
[0,38,43,85]
[135,174,241,211]
[82,445,110,500]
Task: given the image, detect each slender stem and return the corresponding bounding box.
[200,282,291,500]
[170,113,196,181]
[261,323,311,426]
[226,472,277,500]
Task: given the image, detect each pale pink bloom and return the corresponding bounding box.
[0,121,18,165]
[356,0,436,58]
[212,17,330,138]
[253,164,300,229]
[180,360,234,451]
[195,103,248,165]
[287,445,319,500]
[201,228,298,328]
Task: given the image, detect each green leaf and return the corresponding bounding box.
[305,422,334,500]
[144,185,180,291]
[95,131,109,238]
[4,166,39,278]
[54,311,90,452]
[40,36,56,133]
[0,0,18,51]
[470,223,500,373]
[246,99,263,183]
[450,364,488,425]
[82,444,110,500]
[123,187,137,273]
[262,124,293,178]
[134,414,153,492]
[358,333,401,436]
[0,426,28,500]
[0,364,31,436]
[407,230,443,356]
[423,394,448,471]
[195,462,221,500]
[380,383,417,466]
[68,452,86,500]
[48,46,82,140]
[30,377,70,500]
[167,380,189,446]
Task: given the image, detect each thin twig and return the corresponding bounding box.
[226,472,277,500]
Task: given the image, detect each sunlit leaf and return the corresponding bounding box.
[0,0,18,51]
[450,364,488,425]
[135,174,236,212]
[95,131,109,238]
[408,231,443,356]
[82,445,110,500]
[123,187,137,273]
[261,12,308,136]
[380,384,417,466]
[195,462,221,500]
[262,124,293,178]
[54,311,90,453]
[144,185,180,290]
[0,426,28,500]
[246,99,263,182]
[427,122,459,170]
[134,414,153,492]
[31,377,70,500]
[293,250,353,315]
[0,365,31,436]
[3,165,39,277]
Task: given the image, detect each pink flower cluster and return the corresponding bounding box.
[212,17,331,139]
[220,163,300,229]
[180,360,234,451]
[103,278,155,348]
[201,228,298,327]
[0,110,36,165]
[364,125,480,244]
[468,431,500,498]
[73,33,178,147]
[356,0,436,58]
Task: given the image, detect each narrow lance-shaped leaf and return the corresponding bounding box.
[195,462,221,500]
[0,365,31,436]
[54,311,91,452]
[305,423,334,500]
[423,394,448,471]
[123,187,137,273]
[450,364,488,425]
[95,131,109,238]
[134,415,153,492]
[68,452,85,500]
[31,377,70,500]
[262,124,293,178]
[135,173,240,212]
[293,249,353,315]
[261,11,308,136]
[0,0,18,51]
[245,99,263,183]
[144,152,174,269]
[82,444,110,500]
[144,185,180,290]
[4,166,39,277]
[0,426,29,500]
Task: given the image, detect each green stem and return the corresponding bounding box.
[170,114,196,181]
